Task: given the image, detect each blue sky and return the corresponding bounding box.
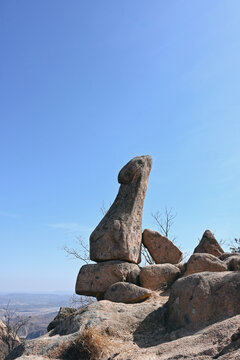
[1,1,240,292]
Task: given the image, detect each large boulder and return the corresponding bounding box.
[104,282,152,303]
[184,253,227,276]
[90,155,152,264]
[75,261,140,298]
[142,229,182,264]
[224,254,240,271]
[139,264,180,290]
[194,230,224,257]
[166,271,240,330]
[219,252,233,261]
[175,262,187,275]
[47,307,77,332]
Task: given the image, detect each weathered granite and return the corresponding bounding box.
[104,282,152,303]
[184,253,227,276]
[224,254,240,271]
[139,264,180,290]
[194,230,224,257]
[90,155,152,264]
[166,271,240,330]
[75,261,140,298]
[142,229,182,264]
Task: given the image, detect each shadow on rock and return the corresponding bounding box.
[213,330,240,359]
[133,306,169,348]
[5,343,25,360]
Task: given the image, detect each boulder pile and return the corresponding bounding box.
[75,155,238,304]
[7,155,240,360]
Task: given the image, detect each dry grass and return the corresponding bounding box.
[47,327,112,360]
[80,327,112,359]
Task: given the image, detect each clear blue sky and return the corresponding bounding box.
[1,1,240,292]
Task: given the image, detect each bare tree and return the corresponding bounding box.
[229,238,240,254]
[63,236,90,264]
[2,301,30,354]
[151,207,177,240]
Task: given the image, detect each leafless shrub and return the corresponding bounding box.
[100,201,111,216]
[69,294,95,309]
[63,202,112,264]
[151,207,177,241]
[63,236,90,264]
[229,238,240,254]
[2,301,30,354]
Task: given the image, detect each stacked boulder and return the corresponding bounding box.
[75,154,240,304]
[139,229,183,290]
[165,231,240,331]
[138,229,240,298]
[75,155,153,302]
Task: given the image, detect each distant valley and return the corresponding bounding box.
[0,292,73,339]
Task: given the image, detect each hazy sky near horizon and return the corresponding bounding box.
[1,1,240,292]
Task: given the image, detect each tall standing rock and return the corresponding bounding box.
[90,155,152,264]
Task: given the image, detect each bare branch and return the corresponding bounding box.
[151,207,177,241]
[69,294,95,309]
[141,245,155,265]
[63,201,112,263]
[100,201,112,216]
[63,236,90,264]
[229,238,240,254]
[2,301,30,354]
[181,251,190,263]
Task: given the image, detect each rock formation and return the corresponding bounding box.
[90,155,152,264]
[184,253,227,276]
[103,282,152,303]
[224,254,240,271]
[76,155,152,299]
[75,261,140,298]
[167,271,240,330]
[47,307,77,333]
[139,264,180,290]
[142,228,182,264]
[7,282,240,360]
[194,229,224,257]
[6,154,240,360]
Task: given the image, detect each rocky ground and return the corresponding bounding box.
[3,156,240,359]
[4,271,240,360]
